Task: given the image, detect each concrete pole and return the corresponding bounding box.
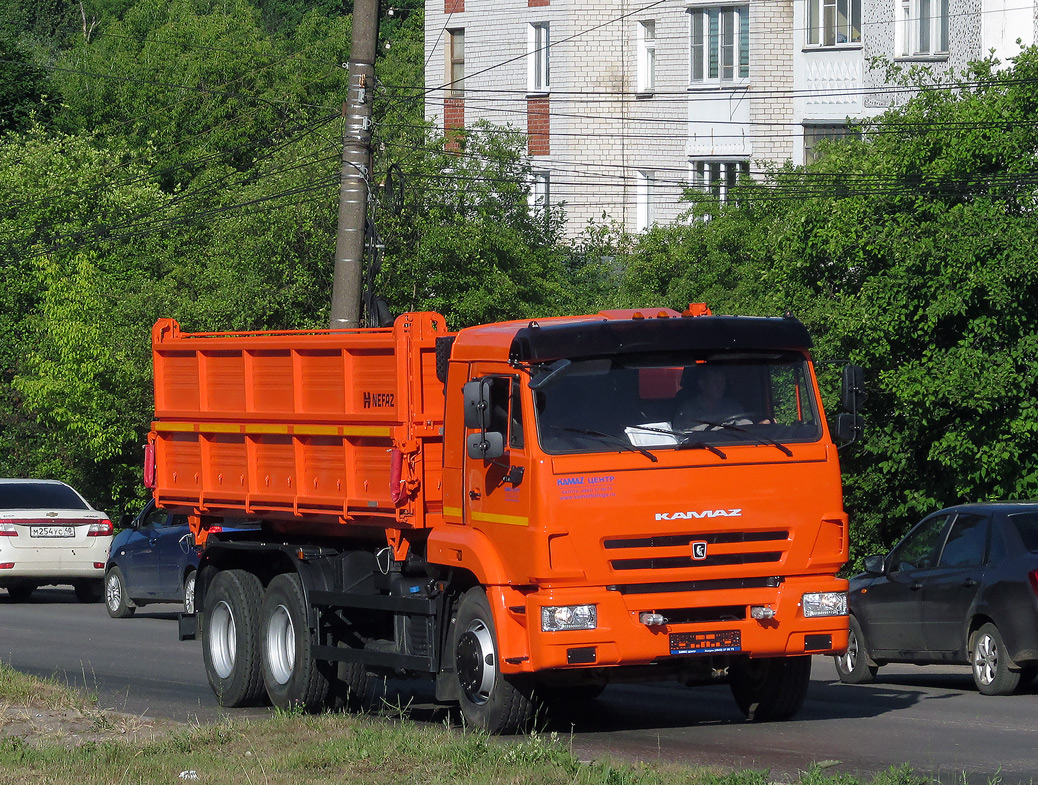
[329,0,379,329]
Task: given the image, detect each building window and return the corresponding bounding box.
[446,29,465,97]
[636,170,655,231]
[803,123,858,164]
[896,0,949,56]
[529,170,550,211]
[807,0,861,46]
[691,160,749,202]
[528,22,550,93]
[689,6,749,85]
[637,20,657,93]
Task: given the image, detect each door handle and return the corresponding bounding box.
[910,582,923,591]
[469,490,481,500]
[961,578,977,588]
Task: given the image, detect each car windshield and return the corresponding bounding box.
[1008,511,1038,552]
[0,483,89,510]
[533,351,822,456]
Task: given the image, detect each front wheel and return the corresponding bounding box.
[834,616,878,684]
[729,655,812,721]
[203,569,265,707]
[452,587,538,733]
[104,568,135,618]
[972,622,1021,696]
[259,573,329,712]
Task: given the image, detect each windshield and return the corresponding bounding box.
[533,352,822,456]
[0,482,90,510]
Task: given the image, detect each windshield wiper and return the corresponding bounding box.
[682,419,793,457]
[550,426,658,463]
[627,424,727,459]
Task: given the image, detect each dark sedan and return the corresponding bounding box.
[104,500,199,617]
[835,502,1038,694]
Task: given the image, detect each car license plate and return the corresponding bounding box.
[29,526,75,538]
[670,630,741,655]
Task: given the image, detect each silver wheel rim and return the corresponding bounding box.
[105,573,122,612]
[209,600,237,680]
[184,573,196,615]
[265,604,295,686]
[974,633,998,686]
[839,628,859,674]
[456,618,496,705]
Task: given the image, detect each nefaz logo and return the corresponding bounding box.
[363,392,395,408]
[655,509,742,521]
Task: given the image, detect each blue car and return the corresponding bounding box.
[104,500,200,618]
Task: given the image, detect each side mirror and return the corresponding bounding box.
[841,364,866,412]
[463,379,493,430]
[467,431,504,460]
[863,554,885,575]
[836,412,864,445]
[119,512,135,529]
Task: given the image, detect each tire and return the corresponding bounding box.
[5,584,36,602]
[203,569,266,707]
[332,661,376,712]
[104,568,136,618]
[834,615,878,684]
[183,571,197,615]
[451,587,538,734]
[971,622,1021,696]
[729,655,812,721]
[259,573,330,712]
[73,580,103,604]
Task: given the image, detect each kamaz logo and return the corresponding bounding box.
[654,509,742,521]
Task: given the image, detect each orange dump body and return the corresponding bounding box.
[150,312,449,542]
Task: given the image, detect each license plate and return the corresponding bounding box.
[670,630,741,655]
[29,526,75,538]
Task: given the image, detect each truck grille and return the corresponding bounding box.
[604,530,789,572]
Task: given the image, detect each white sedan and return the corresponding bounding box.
[0,478,113,602]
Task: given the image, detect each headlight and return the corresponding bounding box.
[802,591,847,617]
[541,604,597,632]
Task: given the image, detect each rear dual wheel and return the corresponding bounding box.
[259,573,330,712]
[202,569,266,707]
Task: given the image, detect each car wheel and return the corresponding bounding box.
[203,569,266,707]
[73,580,103,604]
[452,587,538,733]
[729,655,812,721]
[5,584,36,602]
[183,571,196,615]
[259,573,330,712]
[834,615,878,684]
[972,622,1022,696]
[104,568,136,618]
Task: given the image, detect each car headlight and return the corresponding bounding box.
[541,604,597,632]
[802,591,847,617]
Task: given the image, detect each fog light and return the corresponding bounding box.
[0,563,13,570]
[750,605,775,620]
[541,604,597,632]
[639,612,668,626]
[802,591,847,617]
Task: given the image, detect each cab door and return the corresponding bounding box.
[462,370,532,533]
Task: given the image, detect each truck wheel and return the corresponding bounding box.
[104,568,136,618]
[5,584,35,602]
[260,573,329,712]
[73,580,103,603]
[203,569,266,707]
[333,661,375,712]
[452,587,537,733]
[729,655,812,721]
[971,622,1021,696]
[834,615,878,684]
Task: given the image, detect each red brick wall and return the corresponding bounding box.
[528,0,549,6]
[527,97,549,156]
[445,0,463,13]
[444,97,464,151]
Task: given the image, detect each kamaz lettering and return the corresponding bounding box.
[655,509,742,521]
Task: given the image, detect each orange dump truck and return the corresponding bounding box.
[147,306,860,731]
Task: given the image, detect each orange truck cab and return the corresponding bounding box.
[147,305,859,732]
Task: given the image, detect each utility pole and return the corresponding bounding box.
[329,0,379,329]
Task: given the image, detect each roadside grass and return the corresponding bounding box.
[0,663,959,785]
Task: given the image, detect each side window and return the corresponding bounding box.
[486,376,524,450]
[890,514,950,572]
[171,514,189,529]
[143,508,168,529]
[938,514,988,568]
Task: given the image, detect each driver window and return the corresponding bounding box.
[889,513,950,572]
[144,508,168,529]
[486,376,523,450]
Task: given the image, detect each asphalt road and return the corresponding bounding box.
[2,587,1037,782]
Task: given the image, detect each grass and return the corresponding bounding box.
[0,662,972,785]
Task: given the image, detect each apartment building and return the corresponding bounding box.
[425,0,1038,236]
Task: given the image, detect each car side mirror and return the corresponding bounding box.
[863,554,885,575]
[836,412,864,445]
[467,431,504,461]
[841,364,866,412]
[463,379,493,430]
